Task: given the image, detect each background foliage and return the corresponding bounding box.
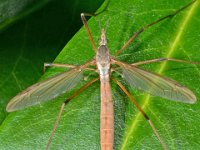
[0,0,200,149]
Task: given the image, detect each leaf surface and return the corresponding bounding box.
[0,0,200,150]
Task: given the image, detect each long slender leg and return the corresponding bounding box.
[43,62,96,74]
[81,13,97,52]
[81,0,110,52]
[115,0,197,56]
[45,77,99,150]
[43,63,77,73]
[132,57,200,66]
[112,78,168,150]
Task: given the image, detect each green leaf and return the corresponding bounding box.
[0,0,103,146]
[1,0,200,149]
[0,0,103,122]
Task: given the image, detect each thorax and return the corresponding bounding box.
[96,45,111,81]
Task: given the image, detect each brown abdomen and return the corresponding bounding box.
[100,80,114,150]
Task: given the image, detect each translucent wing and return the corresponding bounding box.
[6,65,88,112]
[115,60,196,103]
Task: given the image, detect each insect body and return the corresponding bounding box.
[6,1,198,150]
[96,29,114,149]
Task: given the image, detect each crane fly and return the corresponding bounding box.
[6,0,198,150]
